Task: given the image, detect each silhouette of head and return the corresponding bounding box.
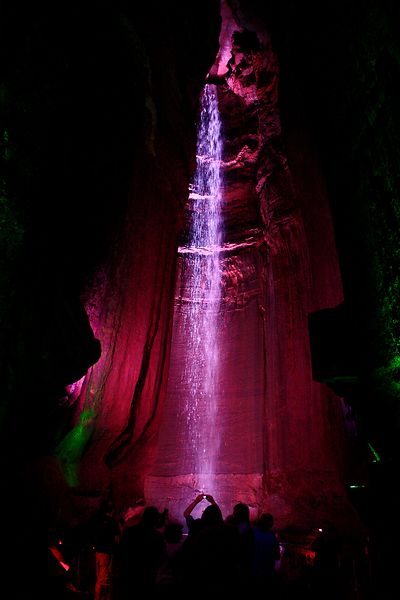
[233,502,250,523]
[201,504,223,526]
[142,506,161,527]
[257,512,274,532]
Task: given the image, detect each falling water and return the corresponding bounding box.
[178,83,223,491]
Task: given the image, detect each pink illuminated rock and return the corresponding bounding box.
[71,1,360,534]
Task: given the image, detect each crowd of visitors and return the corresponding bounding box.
[47,493,351,599]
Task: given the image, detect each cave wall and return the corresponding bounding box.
[2,3,399,590]
[1,1,357,531]
[145,2,357,529]
[58,4,222,508]
[0,1,221,591]
[277,0,400,584]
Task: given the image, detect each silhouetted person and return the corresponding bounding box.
[116,505,166,598]
[156,521,184,588]
[178,494,240,592]
[251,512,281,592]
[226,502,255,588]
[183,492,216,535]
[311,520,342,599]
[90,498,120,600]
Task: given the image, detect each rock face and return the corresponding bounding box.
[4,2,400,595]
[55,4,223,507]
[2,1,363,541]
[145,3,354,529]
[1,3,222,584]
[60,2,358,531]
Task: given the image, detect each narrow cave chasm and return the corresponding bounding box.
[4,1,398,597]
[23,1,365,540]
[48,4,364,540]
[142,6,360,533]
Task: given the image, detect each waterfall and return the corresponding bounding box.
[178,83,223,490]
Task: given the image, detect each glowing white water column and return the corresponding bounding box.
[178,84,223,490]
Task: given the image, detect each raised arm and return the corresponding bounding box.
[183,494,205,518]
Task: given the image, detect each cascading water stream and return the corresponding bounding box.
[178,83,223,491]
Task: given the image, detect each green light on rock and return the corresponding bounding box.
[55,408,96,486]
[368,441,381,463]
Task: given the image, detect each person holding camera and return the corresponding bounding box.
[177,493,240,592]
[183,493,216,536]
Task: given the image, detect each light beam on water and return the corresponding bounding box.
[178,83,223,493]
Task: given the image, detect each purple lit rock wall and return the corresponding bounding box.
[4,2,399,595]
[49,3,356,530]
[144,6,354,528]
